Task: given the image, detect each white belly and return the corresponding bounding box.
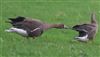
[75,34,89,42]
[15,29,28,37]
[5,27,28,37]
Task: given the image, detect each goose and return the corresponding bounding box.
[72,12,98,42]
[5,16,68,38]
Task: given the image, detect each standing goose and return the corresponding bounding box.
[5,16,67,38]
[72,12,98,42]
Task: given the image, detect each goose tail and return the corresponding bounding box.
[91,12,97,24]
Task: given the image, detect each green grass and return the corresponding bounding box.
[0,0,100,57]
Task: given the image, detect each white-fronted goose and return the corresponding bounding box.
[72,12,98,42]
[5,16,67,38]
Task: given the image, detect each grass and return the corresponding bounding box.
[0,0,100,57]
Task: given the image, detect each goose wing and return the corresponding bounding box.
[73,24,95,37]
[75,29,88,37]
[28,28,43,37]
[10,19,43,33]
[73,24,94,32]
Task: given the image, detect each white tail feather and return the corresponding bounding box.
[5,27,28,37]
[75,34,88,41]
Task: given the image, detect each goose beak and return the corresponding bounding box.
[63,25,68,29]
[63,25,72,29]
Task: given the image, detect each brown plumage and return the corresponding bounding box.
[72,12,98,41]
[6,16,67,38]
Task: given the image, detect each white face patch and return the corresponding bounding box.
[75,34,89,41]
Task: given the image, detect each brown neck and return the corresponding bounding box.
[91,12,97,24]
[50,24,65,29]
[42,24,65,31]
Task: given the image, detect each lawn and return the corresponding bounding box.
[0,0,100,57]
